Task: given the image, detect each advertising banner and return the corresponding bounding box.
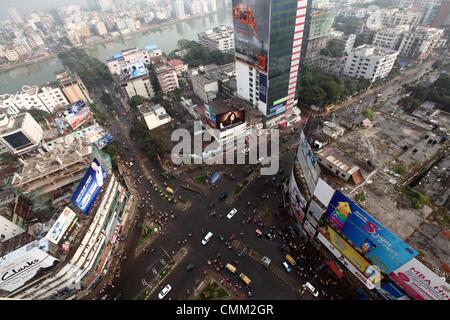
[259,72,267,103]
[307,200,325,222]
[71,159,108,215]
[217,109,245,130]
[120,62,147,81]
[45,207,78,245]
[289,169,307,224]
[297,131,320,195]
[233,0,270,70]
[204,104,217,128]
[303,219,316,238]
[64,100,92,130]
[0,247,58,292]
[317,229,376,290]
[95,133,114,150]
[390,258,450,300]
[325,190,418,274]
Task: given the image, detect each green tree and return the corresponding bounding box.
[27,108,50,123]
[128,95,147,109]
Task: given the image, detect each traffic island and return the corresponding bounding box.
[136,247,188,300]
[189,272,245,300]
[134,223,159,257]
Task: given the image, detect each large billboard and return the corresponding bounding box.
[45,207,78,245]
[0,247,58,292]
[296,131,320,195]
[289,169,307,225]
[217,109,246,130]
[95,133,114,150]
[390,259,450,300]
[259,72,267,103]
[64,100,92,129]
[71,159,108,215]
[120,62,148,81]
[325,190,418,274]
[233,0,270,71]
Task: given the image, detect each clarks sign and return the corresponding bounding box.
[0,247,57,292]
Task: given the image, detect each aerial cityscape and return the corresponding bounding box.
[0,0,449,305]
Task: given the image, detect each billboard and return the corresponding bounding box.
[0,247,58,292]
[64,100,92,129]
[71,159,108,215]
[390,258,450,300]
[325,190,418,274]
[289,169,307,225]
[233,0,270,71]
[259,72,267,103]
[217,109,246,130]
[204,104,217,128]
[296,131,320,195]
[45,207,78,245]
[95,133,114,149]
[317,230,377,290]
[120,62,148,81]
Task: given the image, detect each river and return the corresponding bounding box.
[0,9,232,95]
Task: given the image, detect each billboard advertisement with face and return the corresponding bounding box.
[217,109,245,131]
[120,62,148,81]
[296,131,320,195]
[71,159,108,215]
[390,258,450,300]
[325,190,418,274]
[233,0,270,71]
[289,170,307,224]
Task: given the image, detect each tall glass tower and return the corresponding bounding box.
[232,0,310,126]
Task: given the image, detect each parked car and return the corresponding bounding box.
[219,192,228,201]
[201,232,213,245]
[158,284,172,299]
[282,261,292,273]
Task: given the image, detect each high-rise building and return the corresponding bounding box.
[431,0,450,28]
[95,0,113,11]
[173,0,187,19]
[304,8,335,61]
[198,25,235,52]
[233,0,310,126]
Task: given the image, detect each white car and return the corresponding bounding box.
[257,157,265,164]
[303,282,319,298]
[158,284,172,300]
[227,208,237,219]
[201,232,213,245]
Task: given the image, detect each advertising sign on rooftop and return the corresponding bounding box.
[71,159,108,215]
[95,133,114,150]
[45,207,78,245]
[0,247,58,292]
[120,62,148,81]
[64,100,92,130]
[390,258,450,300]
[217,109,245,131]
[325,190,418,274]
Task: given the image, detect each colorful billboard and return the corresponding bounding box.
[204,104,217,128]
[233,0,270,71]
[296,131,320,195]
[120,62,148,81]
[95,133,114,149]
[71,159,108,215]
[289,169,307,225]
[390,258,450,300]
[64,100,92,129]
[217,109,246,130]
[45,207,78,245]
[325,190,418,274]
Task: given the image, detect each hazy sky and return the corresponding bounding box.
[0,0,89,20]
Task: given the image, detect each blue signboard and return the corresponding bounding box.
[259,73,267,104]
[210,172,221,185]
[71,159,108,214]
[95,133,114,150]
[325,190,418,274]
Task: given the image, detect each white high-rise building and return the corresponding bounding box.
[343,45,399,83]
[201,0,210,14]
[372,25,410,50]
[198,25,235,52]
[208,0,218,12]
[398,26,444,60]
[173,0,186,19]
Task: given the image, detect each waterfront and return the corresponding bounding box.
[0,9,232,94]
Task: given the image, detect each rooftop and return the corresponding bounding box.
[317,146,361,175]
